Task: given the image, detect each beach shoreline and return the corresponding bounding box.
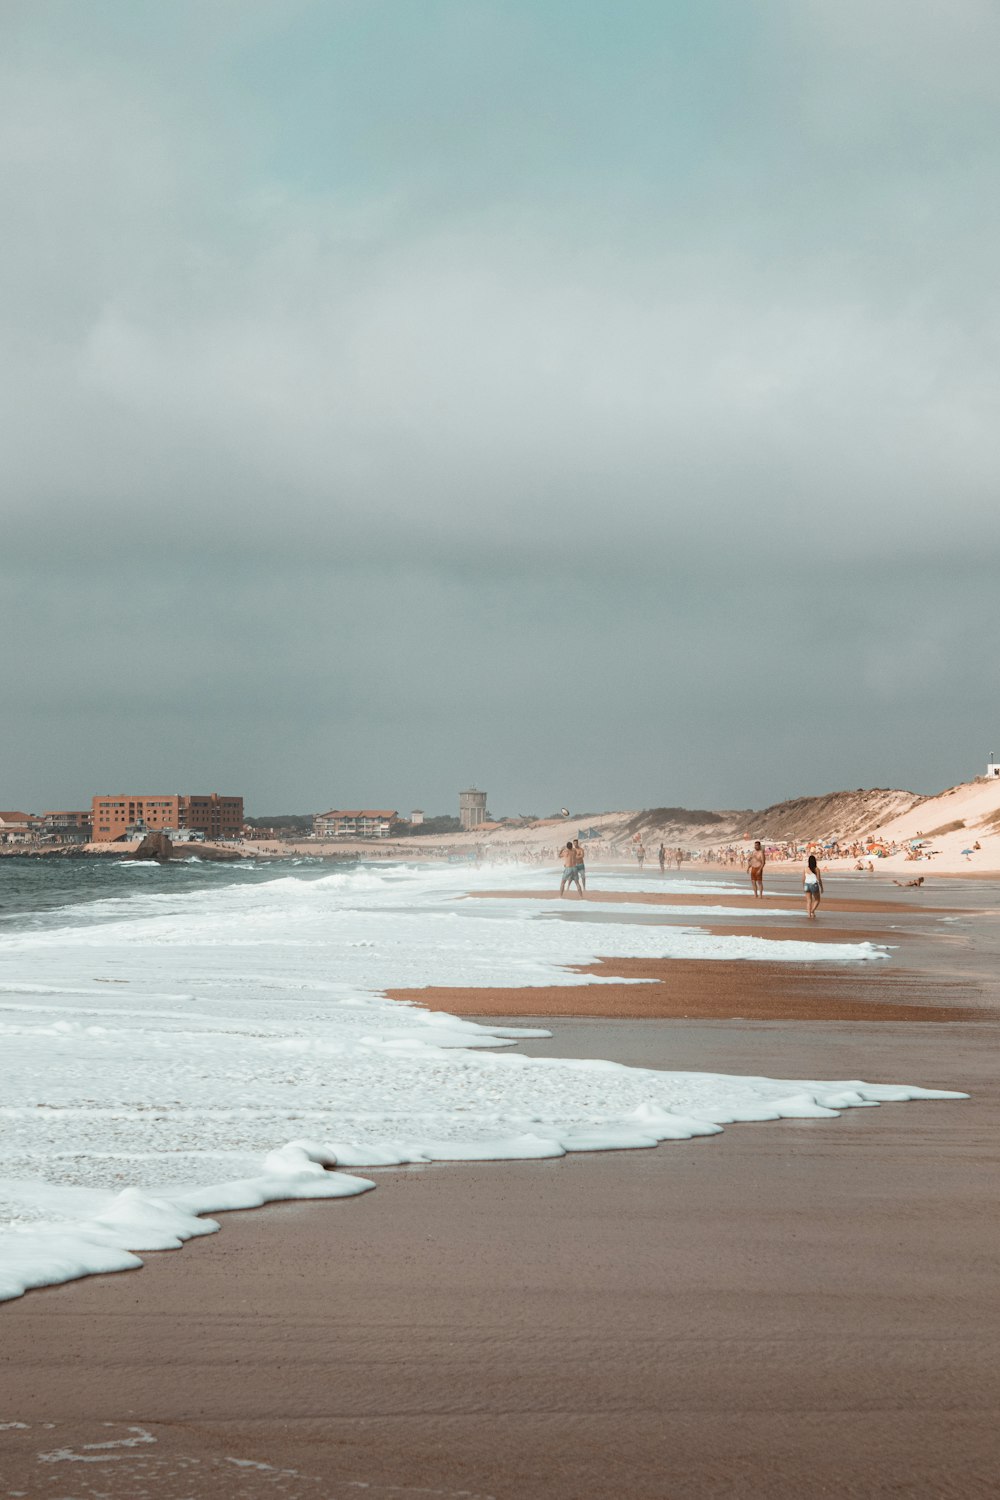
[385,881,989,1023]
[388,959,985,1023]
[2,860,998,1496]
[2,1012,997,1498]
[7,838,1000,880]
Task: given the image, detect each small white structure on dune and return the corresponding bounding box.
[986,754,1000,780]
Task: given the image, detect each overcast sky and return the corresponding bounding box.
[3,0,999,817]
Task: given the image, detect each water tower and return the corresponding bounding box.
[459,788,487,830]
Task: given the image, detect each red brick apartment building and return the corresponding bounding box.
[91,793,244,842]
[313,809,397,839]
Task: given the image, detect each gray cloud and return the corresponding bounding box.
[2,1,998,814]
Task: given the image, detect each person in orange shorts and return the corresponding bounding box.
[747,840,766,898]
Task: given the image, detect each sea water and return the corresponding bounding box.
[0,858,963,1300]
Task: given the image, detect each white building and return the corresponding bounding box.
[313,809,397,839]
[0,812,36,844]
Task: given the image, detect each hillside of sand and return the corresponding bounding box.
[620,787,926,847]
[92,778,1000,877]
[386,780,1000,874]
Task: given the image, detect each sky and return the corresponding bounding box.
[3,0,999,818]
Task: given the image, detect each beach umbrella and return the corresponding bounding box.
[961,847,974,855]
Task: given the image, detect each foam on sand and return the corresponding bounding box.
[0,863,965,1300]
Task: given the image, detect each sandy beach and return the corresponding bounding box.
[392,879,985,1022]
[2,869,998,1497]
[468,887,954,914]
[388,957,983,1023]
[2,1014,997,1499]
[8,0,1000,1490]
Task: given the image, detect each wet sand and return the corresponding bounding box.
[388,956,983,1022]
[2,1018,998,1499]
[409,882,983,1023]
[3,885,997,1497]
[390,891,986,1021]
[469,887,952,914]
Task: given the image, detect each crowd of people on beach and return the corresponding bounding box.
[67,819,946,924]
[544,827,938,919]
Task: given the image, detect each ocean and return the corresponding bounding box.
[0,857,960,1301]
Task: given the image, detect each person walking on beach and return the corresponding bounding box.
[636,842,646,869]
[658,844,666,873]
[748,840,766,898]
[560,842,583,897]
[803,854,823,919]
[572,838,587,892]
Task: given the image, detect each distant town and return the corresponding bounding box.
[0,788,493,847]
[4,774,1000,877]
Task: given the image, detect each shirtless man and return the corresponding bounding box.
[747,840,766,898]
[560,842,582,897]
[658,844,666,873]
[572,838,587,892]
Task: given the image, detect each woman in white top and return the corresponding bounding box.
[803,854,823,919]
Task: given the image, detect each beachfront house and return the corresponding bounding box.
[313,809,397,839]
[0,812,37,844]
[40,811,92,843]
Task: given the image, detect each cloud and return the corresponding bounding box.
[8,211,998,571]
[1,0,997,809]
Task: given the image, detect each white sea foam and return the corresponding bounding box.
[0,862,964,1300]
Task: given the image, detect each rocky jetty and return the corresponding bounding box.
[131,830,174,862]
[176,842,243,862]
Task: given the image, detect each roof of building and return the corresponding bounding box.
[92,794,181,801]
[315,809,398,819]
[0,812,34,823]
